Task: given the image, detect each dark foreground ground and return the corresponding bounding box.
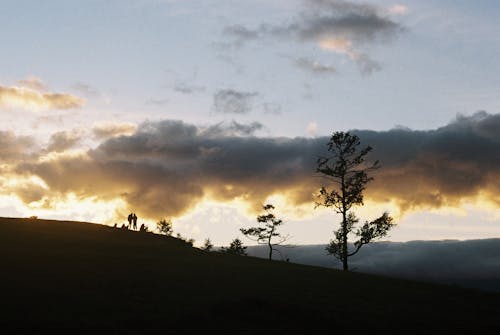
[1,217,499,334]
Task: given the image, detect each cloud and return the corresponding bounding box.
[222,0,404,74]
[262,102,282,115]
[213,89,259,114]
[201,121,264,137]
[7,112,500,221]
[173,82,206,95]
[358,111,500,210]
[46,130,83,152]
[17,77,46,91]
[222,24,260,48]
[294,57,337,74]
[16,120,322,219]
[247,239,500,292]
[73,82,100,97]
[0,84,85,112]
[388,4,409,16]
[0,131,35,162]
[92,121,137,139]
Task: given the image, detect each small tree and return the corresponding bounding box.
[220,238,247,256]
[240,204,289,261]
[156,219,173,236]
[202,238,214,251]
[316,131,395,271]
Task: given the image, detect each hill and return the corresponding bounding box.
[1,217,499,334]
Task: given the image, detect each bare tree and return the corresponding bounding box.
[240,204,290,261]
[316,131,395,271]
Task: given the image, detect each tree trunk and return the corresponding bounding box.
[342,212,348,271]
[341,175,349,271]
[268,236,272,260]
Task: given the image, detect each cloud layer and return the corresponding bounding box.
[3,112,500,221]
[247,238,500,292]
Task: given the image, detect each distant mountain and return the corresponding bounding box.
[247,239,500,292]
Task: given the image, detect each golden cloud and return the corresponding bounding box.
[92,121,137,139]
[0,85,85,112]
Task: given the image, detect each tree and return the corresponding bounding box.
[240,204,289,261]
[220,238,247,256]
[316,131,395,271]
[201,238,214,251]
[156,219,173,236]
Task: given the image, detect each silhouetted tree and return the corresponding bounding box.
[202,238,214,251]
[316,131,395,271]
[240,204,290,260]
[220,238,247,256]
[156,219,173,236]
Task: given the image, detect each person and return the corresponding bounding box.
[132,213,138,230]
[127,213,132,228]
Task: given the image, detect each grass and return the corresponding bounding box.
[1,217,499,334]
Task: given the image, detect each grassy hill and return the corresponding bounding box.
[1,217,499,334]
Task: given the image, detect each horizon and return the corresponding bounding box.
[1,0,499,246]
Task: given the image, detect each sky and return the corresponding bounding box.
[0,0,499,246]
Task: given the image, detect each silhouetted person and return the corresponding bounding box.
[132,213,138,230]
[139,223,147,232]
[127,213,132,228]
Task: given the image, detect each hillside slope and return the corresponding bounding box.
[1,217,499,334]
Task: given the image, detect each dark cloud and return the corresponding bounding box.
[356,111,500,210]
[222,24,260,47]
[9,112,500,220]
[247,239,500,292]
[17,119,321,219]
[298,0,402,43]
[213,89,259,114]
[221,0,403,74]
[201,121,264,137]
[46,130,82,152]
